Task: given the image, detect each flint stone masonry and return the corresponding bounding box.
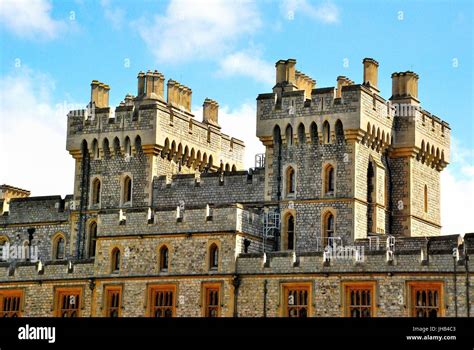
[1,57,467,318]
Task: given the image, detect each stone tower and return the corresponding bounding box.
[256,58,450,252]
[65,71,245,258]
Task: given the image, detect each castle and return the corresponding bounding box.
[0,58,471,318]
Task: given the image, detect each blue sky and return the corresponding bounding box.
[0,0,472,234]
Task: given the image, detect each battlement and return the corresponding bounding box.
[96,204,263,238]
[0,259,94,281]
[0,184,31,215]
[0,195,73,225]
[152,168,266,208]
[66,69,245,173]
[237,234,472,275]
[257,58,450,163]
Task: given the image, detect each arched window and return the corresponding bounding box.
[231,165,237,172]
[134,135,142,154]
[54,236,65,260]
[310,122,318,144]
[123,176,132,204]
[225,164,230,172]
[335,120,344,143]
[160,245,169,271]
[81,139,88,157]
[298,123,306,144]
[111,248,121,273]
[286,167,296,196]
[91,178,101,205]
[323,121,330,144]
[89,222,97,258]
[285,124,293,146]
[367,162,375,203]
[102,138,110,158]
[92,139,99,159]
[325,165,335,194]
[124,137,131,157]
[209,244,219,270]
[273,125,281,145]
[113,137,120,156]
[424,185,428,213]
[208,155,213,170]
[324,213,335,245]
[162,138,170,159]
[286,215,295,250]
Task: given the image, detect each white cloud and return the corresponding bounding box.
[441,138,474,235]
[101,0,125,29]
[0,68,76,196]
[192,102,264,169]
[0,0,65,39]
[281,0,340,23]
[136,0,261,63]
[217,50,274,85]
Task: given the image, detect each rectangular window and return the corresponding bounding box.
[203,283,221,317]
[282,283,311,317]
[344,283,375,317]
[55,288,81,317]
[409,282,443,317]
[148,285,176,317]
[105,286,122,317]
[0,290,23,317]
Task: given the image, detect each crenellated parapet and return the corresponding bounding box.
[66,70,245,173]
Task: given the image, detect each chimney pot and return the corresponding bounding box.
[363,58,379,91]
[203,98,220,127]
[137,71,145,96]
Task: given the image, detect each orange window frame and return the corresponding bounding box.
[0,290,23,317]
[344,282,376,317]
[148,284,176,318]
[54,287,82,317]
[202,283,221,317]
[104,286,122,317]
[408,282,444,317]
[281,283,312,317]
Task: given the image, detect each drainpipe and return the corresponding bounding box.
[263,279,268,317]
[465,242,470,318]
[232,274,240,318]
[383,149,392,235]
[27,228,35,262]
[453,248,458,317]
[276,136,282,251]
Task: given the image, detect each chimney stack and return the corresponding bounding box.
[336,76,353,98]
[203,98,220,128]
[90,80,110,108]
[362,58,379,91]
[152,70,165,99]
[141,70,165,100]
[275,59,297,87]
[273,58,299,100]
[167,79,192,112]
[391,71,419,101]
[137,71,145,96]
[145,70,154,97]
[91,80,100,107]
[295,71,316,100]
[167,79,176,105]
